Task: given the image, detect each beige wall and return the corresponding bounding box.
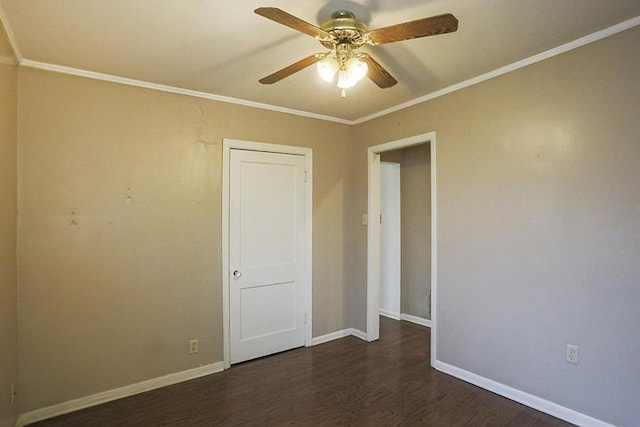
[400,144,430,319]
[17,68,352,411]
[0,48,18,427]
[9,20,640,426]
[352,26,640,425]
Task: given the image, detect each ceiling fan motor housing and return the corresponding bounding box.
[320,10,368,49]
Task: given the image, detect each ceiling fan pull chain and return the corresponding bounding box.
[341,89,346,99]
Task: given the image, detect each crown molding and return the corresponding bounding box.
[19,59,352,125]
[7,14,640,126]
[352,15,640,124]
[0,1,22,63]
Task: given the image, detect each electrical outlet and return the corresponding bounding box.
[10,384,15,405]
[189,339,199,354]
[566,344,579,364]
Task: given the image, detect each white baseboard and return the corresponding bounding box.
[400,313,432,328]
[350,328,368,341]
[379,309,401,320]
[16,362,225,426]
[311,329,353,345]
[312,328,369,346]
[20,339,607,426]
[434,360,614,427]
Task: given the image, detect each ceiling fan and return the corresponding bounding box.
[255,7,458,96]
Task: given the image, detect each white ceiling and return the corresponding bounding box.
[1,0,639,122]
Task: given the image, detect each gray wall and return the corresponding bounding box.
[352,26,640,426]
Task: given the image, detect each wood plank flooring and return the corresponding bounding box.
[31,318,571,426]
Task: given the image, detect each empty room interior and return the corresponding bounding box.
[1,1,639,426]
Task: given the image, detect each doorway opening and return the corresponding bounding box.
[366,132,437,367]
[379,144,432,325]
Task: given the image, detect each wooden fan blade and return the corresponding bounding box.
[361,54,397,88]
[259,54,324,85]
[368,13,458,45]
[255,7,332,39]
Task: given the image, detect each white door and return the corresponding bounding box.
[380,162,401,318]
[229,149,307,364]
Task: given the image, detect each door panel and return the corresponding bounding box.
[240,281,297,339]
[230,149,307,364]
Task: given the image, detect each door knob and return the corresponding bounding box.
[233,270,242,278]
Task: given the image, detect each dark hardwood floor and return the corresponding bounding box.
[32,318,571,426]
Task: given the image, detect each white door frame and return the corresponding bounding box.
[222,138,313,369]
[367,131,437,366]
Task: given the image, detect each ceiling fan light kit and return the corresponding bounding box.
[317,44,369,97]
[255,7,458,97]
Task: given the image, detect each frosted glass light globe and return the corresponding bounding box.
[337,69,357,89]
[346,58,368,82]
[316,57,338,82]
